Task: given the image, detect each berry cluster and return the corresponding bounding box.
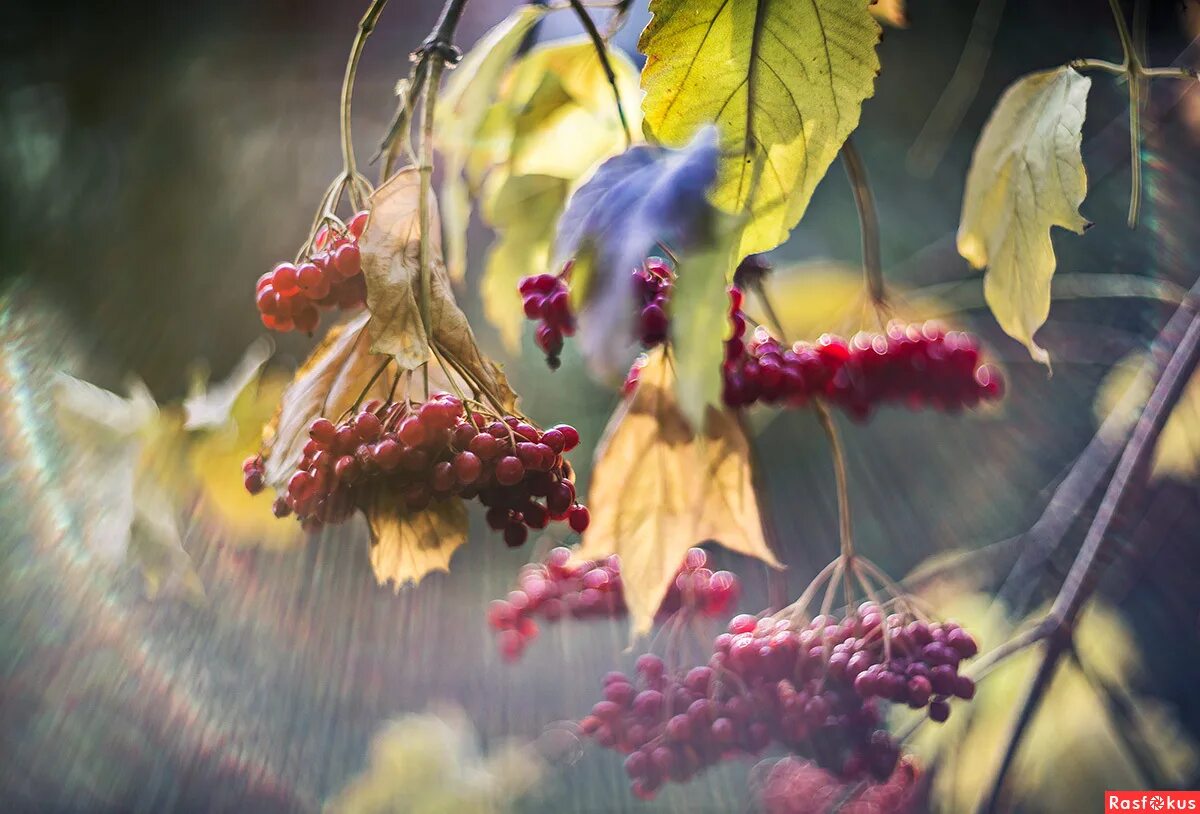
[487,546,740,662]
[757,756,921,814]
[255,211,370,335]
[579,605,977,800]
[243,393,586,542]
[722,322,1004,419]
[519,256,678,369]
[519,267,574,369]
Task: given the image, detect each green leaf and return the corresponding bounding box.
[668,216,742,429]
[639,0,881,259]
[479,173,570,351]
[437,4,550,280]
[957,67,1092,367]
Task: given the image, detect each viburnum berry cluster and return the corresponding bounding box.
[255,211,370,335]
[722,322,1004,419]
[519,256,677,369]
[487,546,740,662]
[756,756,922,814]
[242,392,586,542]
[578,603,978,801]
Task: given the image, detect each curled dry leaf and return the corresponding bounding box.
[261,311,393,488]
[365,482,469,590]
[575,347,782,635]
[358,168,516,412]
[957,67,1092,367]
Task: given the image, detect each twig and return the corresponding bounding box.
[1106,0,1144,227]
[567,0,632,147]
[417,59,444,340]
[978,289,1200,812]
[814,402,854,564]
[340,0,390,209]
[840,138,885,306]
[906,0,1007,176]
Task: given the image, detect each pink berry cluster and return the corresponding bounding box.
[242,393,586,543]
[722,322,1004,419]
[519,256,679,369]
[579,604,978,800]
[487,546,740,662]
[758,756,922,814]
[255,211,369,335]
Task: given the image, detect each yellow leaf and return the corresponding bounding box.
[957,67,1092,367]
[639,0,881,258]
[183,337,273,431]
[326,705,544,814]
[365,485,469,590]
[438,4,551,280]
[261,311,393,488]
[189,371,304,550]
[575,348,781,635]
[360,169,517,412]
[1095,351,1200,480]
[870,0,907,28]
[480,174,570,352]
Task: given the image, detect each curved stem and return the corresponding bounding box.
[814,402,854,562]
[840,138,885,306]
[1105,0,1144,227]
[567,0,632,147]
[417,60,444,339]
[341,0,389,210]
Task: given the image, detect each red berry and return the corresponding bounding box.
[568,504,590,533]
[495,455,525,486]
[452,451,482,484]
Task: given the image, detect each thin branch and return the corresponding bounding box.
[567,0,632,147]
[340,0,390,209]
[979,290,1200,811]
[906,0,1008,177]
[840,138,885,306]
[1069,57,1127,75]
[1067,644,1174,790]
[418,59,444,339]
[814,403,855,562]
[1106,0,1144,227]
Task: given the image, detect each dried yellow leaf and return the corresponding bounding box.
[575,348,781,635]
[360,169,517,412]
[365,485,469,590]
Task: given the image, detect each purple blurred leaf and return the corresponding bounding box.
[553,127,719,377]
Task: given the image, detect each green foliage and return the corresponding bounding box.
[639,0,882,258]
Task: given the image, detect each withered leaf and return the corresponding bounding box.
[575,347,782,635]
[261,311,392,488]
[365,483,469,590]
[360,169,517,413]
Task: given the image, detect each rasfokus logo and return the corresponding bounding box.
[1106,791,1200,811]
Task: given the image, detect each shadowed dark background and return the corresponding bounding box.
[1,1,1199,811]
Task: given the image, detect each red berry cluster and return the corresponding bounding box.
[487,546,740,662]
[519,267,575,369]
[579,605,977,800]
[243,393,586,541]
[255,212,369,335]
[519,256,680,369]
[758,756,921,814]
[722,322,1004,419]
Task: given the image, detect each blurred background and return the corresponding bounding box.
[2,0,1200,811]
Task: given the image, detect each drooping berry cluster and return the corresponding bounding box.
[757,756,922,814]
[244,393,586,542]
[487,546,740,662]
[519,266,574,369]
[519,256,680,369]
[722,322,1004,419]
[579,605,977,800]
[255,211,369,335]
